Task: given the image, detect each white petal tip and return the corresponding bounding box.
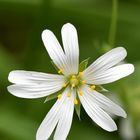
[117,107,127,118]
[8,72,13,82]
[122,112,127,118]
[108,127,117,132]
[124,64,135,77]
[117,46,126,51]
[103,122,118,132]
[7,86,18,97]
[8,70,18,82]
[129,64,135,74]
[42,29,53,39]
[63,23,75,27]
[7,86,16,97]
[62,23,76,31]
[112,47,127,57]
[7,86,10,92]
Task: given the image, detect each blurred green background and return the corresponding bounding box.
[0,0,140,140]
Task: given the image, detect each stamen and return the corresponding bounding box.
[57,94,62,99]
[72,75,76,79]
[58,69,64,74]
[74,99,78,105]
[90,85,96,90]
[62,83,67,88]
[78,72,83,77]
[72,84,75,88]
[81,80,85,85]
[70,75,79,87]
[67,93,71,97]
[79,91,83,96]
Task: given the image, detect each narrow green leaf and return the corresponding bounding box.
[79,58,90,72]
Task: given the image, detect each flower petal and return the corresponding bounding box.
[61,23,79,75]
[83,47,127,78]
[8,70,65,98]
[81,85,126,118]
[54,89,74,140]
[8,70,65,85]
[85,64,134,85]
[42,29,70,75]
[36,89,68,140]
[78,88,117,132]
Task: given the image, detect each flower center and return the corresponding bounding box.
[70,75,79,88]
[58,70,88,104]
[69,73,85,88]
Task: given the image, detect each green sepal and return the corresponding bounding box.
[74,97,81,120]
[79,58,90,72]
[96,85,109,93]
[44,91,62,103]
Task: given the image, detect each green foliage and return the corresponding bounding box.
[0,105,37,140]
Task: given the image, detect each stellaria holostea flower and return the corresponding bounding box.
[7,23,134,140]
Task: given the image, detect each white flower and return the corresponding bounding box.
[7,23,134,140]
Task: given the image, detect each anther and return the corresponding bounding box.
[67,93,71,98]
[72,84,75,88]
[79,91,83,96]
[81,80,85,85]
[58,69,64,74]
[90,85,96,90]
[57,94,62,99]
[74,99,78,105]
[72,75,76,79]
[62,83,67,88]
[78,72,83,77]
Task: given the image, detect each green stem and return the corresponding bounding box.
[108,0,118,47]
[120,82,130,112]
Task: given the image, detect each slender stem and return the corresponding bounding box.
[108,0,118,47]
[120,83,130,111]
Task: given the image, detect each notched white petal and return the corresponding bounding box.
[83,47,127,80]
[36,91,67,140]
[79,92,117,132]
[8,70,65,99]
[89,64,134,85]
[82,85,127,118]
[42,29,68,73]
[7,83,63,99]
[36,87,74,140]
[8,70,65,84]
[61,23,79,75]
[54,89,74,140]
